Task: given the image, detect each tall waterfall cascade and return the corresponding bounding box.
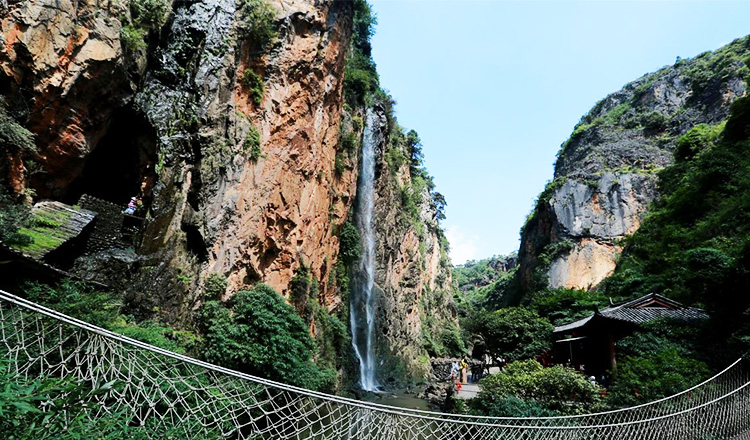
[350,108,379,392]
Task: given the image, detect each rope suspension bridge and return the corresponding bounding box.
[1,289,749,439]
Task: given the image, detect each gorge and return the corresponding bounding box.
[2,0,750,435]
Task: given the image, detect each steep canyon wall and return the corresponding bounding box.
[0,0,454,385]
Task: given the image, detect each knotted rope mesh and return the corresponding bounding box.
[1,289,749,439]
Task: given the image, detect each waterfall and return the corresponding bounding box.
[350,108,379,392]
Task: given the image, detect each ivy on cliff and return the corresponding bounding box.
[120,0,172,51]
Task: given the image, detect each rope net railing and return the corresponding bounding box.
[1,289,750,439]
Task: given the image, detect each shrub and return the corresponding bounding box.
[0,358,209,439]
[242,69,264,105]
[641,110,667,132]
[724,95,750,142]
[196,284,335,391]
[130,0,171,29]
[334,151,345,175]
[121,0,170,52]
[471,395,557,417]
[310,299,350,370]
[524,288,605,326]
[244,125,262,161]
[339,130,358,154]
[120,24,147,51]
[343,68,373,107]
[471,360,603,416]
[607,348,709,407]
[674,122,723,162]
[0,187,33,246]
[338,221,361,265]
[343,54,378,107]
[289,264,314,313]
[24,280,120,328]
[22,280,198,354]
[237,0,278,50]
[438,322,466,357]
[203,272,228,300]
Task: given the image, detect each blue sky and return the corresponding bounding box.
[368,0,750,264]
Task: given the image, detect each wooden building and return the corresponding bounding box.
[552,293,708,377]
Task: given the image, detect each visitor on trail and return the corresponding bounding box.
[123,197,137,215]
[470,363,483,383]
[460,358,468,384]
[450,361,459,382]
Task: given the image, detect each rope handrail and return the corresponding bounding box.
[0,289,742,422]
[2,288,749,439]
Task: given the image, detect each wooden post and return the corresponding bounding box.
[608,334,617,373]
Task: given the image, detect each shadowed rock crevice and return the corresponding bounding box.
[65,107,158,208]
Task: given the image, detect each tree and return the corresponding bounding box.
[431,191,446,222]
[197,284,335,391]
[467,307,553,364]
[405,129,423,172]
[607,348,709,407]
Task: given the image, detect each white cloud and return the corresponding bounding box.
[444,225,478,265]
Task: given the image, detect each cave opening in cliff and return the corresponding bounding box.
[67,108,157,209]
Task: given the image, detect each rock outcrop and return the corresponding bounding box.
[518,37,750,295]
[1,0,360,319]
[359,104,454,384]
[0,0,133,196]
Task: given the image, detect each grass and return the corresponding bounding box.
[12,210,75,257]
[14,228,66,256]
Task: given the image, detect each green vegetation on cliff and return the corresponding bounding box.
[120,0,172,51]
[0,188,32,246]
[0,97,35,156]
[602,96,750,362]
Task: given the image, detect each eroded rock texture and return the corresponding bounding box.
[1,0,455,385]
[0,0,357,319]
[0,0,132,195]
[362,105,454,383]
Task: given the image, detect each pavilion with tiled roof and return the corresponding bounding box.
[552,293,709,377]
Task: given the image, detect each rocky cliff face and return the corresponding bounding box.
[518,37,750,295]
[1,0,357,319]
[1,0,133,195]
[1,0,455,387]
[354,103,453,384]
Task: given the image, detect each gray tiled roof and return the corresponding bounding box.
[554,293,709,333]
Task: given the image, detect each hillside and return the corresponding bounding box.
[516,36,750,300]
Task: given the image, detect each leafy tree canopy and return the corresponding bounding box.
[197,284,335,391]
[464,307,553,364]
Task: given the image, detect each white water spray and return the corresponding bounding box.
[350,108,379,392]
